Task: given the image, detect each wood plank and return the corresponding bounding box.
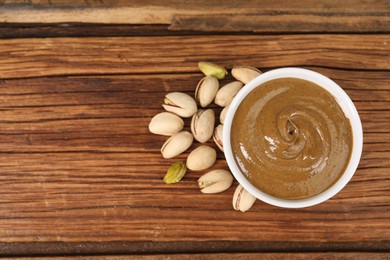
[0,25,188,39]
[0,0,389,32]
[0,30,387,255]
[0,35,389,79]
[0,70,387,152]
[1,241,388,256]
[7,252,390,259]
[0,69,387,249]
[170,14,390,33]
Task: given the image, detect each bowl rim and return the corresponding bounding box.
[223,67,363,208]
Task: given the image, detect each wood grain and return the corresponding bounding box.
[0,3,389,255]
[0,66,388,248]
[0,25,184,39]
[0,35,389,79]
[1,241,388,256]
[0,0,389,32]
[7,252,390,259]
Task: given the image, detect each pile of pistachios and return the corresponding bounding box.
[149,61,261,212]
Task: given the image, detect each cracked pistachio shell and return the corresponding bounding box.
[213,124,224,152]
[214,81,243,107]
[198,61,228,80]
[233,184,257,212]
[191,109,215,143]
[195,76,219,107]
[219,104,229,124]
[161,131,193,159]
[186,145,216,171]
[231,66,262,84]
[198,169,233,194]
[149,112,184,136]
[162,92,197,118]
[164,161,187,184]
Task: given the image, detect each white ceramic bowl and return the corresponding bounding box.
[223,68,363,208]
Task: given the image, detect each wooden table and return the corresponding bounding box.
[0,1,389,258]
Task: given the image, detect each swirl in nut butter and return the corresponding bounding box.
[231,78,353,199]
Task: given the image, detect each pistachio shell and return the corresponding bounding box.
[164,161,187,184]
[162,92,197,118]
[191,109,215,143]
[219,104,229,124]
[231,66,262,84]
[198,169,233,193]
[186,145,216,171]
[213,124,224,152]
[214,81,243,107]
[195,76,219,107]
[233,185,257,212]
[149,112,184,136]
[198,61,227,80]
[161,131,193,159]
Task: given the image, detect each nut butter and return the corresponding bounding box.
[231,78,353,200]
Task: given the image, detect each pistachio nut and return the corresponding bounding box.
[213,124,224,152]
[233,184,257,212]
[214,81,243,107]
[195,76,219,107]
[219,104,229,124]
[231,66,262,84]
[191,109,215,143]
[186,145,216,171]
[198,169,233,193]
[149,112,184,136]
[161,131,193,159]
[164,161,187,184]
[163,92,197,118]
[198,61,227,80]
